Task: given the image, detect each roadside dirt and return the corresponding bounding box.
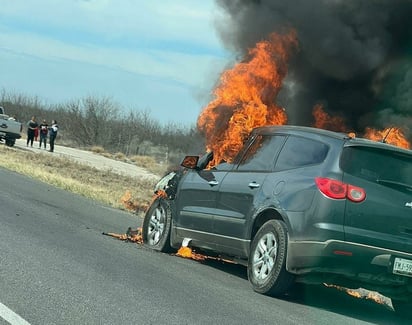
[14,138,160,180]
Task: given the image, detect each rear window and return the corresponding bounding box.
[274,136,329,171]
[341,146,412,188]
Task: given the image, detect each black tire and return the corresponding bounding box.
[392,299,412,318]
[142,198,173,252]
[248,220,295,296]
[5,138,15,147]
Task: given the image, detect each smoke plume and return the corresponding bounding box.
[214,0,412,136]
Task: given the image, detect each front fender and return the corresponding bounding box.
[154,170,184,199]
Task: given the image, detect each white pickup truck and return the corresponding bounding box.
[0,106,22,147]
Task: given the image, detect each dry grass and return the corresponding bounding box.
[87,146,168,176]
[100,152,113,159]
[90,146,105,153]
[114,152,126,160]
[129,155,165,175]
[130,155,157,167]
[0,144,160,213]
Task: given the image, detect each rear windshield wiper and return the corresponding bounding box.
[376,179,412,191]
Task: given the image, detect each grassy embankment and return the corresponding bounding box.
[0,144,166,213]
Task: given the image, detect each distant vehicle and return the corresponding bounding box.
[0,106,22,146]
[143,125,412,317]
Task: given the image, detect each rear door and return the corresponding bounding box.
[341,146,412,253]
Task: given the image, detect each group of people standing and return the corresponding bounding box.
[26,116,59,152]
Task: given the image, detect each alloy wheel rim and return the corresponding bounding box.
[147,205,166,245]
[252,233,278,281]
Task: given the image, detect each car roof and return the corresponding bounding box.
[252,125,412,155]
[252,125,349,140]
[343,137,412,155]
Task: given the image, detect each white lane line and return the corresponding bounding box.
[0,302,31,325]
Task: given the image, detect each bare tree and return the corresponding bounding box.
[1,90,203,162]
[62,96,119,146]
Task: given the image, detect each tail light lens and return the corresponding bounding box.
[347,184,366,202]
[315,177,366,203]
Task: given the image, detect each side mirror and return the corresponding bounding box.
[181,155,199,169]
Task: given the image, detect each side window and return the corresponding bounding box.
[237,135,286,171]
[275,136,329,171]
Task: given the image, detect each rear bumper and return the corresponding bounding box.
[287,239,412,276]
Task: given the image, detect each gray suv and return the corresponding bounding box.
[143,125,412,316]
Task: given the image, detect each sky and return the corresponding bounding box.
[0,0,232,126]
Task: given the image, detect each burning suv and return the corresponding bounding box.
[143,125,412,316]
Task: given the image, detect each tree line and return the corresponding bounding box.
[0,90,205,165]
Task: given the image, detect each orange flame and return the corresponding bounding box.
[313,105,411,149]
[198,31,298,167]
[176,246,206,261]
[197,28,410,166]
[121,190,168,214]
[312,104,348,132]
[364,127,411,149]
[176,246,237,264]
[120,190,150,213]
[104,227,143,244]
[323,284,389,306]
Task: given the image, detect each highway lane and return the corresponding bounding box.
[0,167,407,324]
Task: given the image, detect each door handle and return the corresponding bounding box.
[208,180,219,186]
[248,182,260,189]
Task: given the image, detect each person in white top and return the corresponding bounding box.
[48,120,59,152]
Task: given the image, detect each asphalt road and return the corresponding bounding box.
[0,168,409,324]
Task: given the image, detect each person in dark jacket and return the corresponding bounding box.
[48,120,59,152]
[38,119,49,149]
[26,116,38,147]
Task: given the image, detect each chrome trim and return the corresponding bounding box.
[175,226,250,243]
[180,211,214,220]
[214,215,245,224]
[288,239,412,257]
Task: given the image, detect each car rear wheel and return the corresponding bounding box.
[142,198,173,252]
[248,220,295,296]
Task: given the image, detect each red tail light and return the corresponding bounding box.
[315,177,366,203]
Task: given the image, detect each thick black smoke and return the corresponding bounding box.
[214,0,412,137]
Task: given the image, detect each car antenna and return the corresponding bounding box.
[381,127,393,143]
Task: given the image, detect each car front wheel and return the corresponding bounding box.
[248,219,295,296]
[142,197,173,252]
